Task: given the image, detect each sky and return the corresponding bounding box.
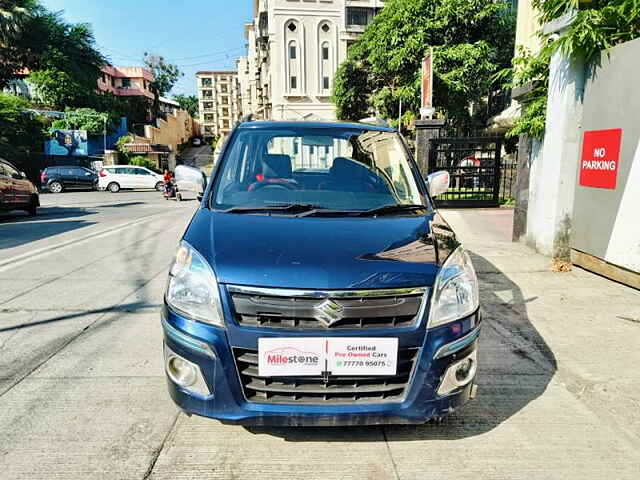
[40,0,253,97]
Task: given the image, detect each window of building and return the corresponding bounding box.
[203,102,213,110]
[323,76,330,90]
[322,45,329,61]
[221,84,228,93]
[290,76,297,89]
[201,78,212,87]
[321,23,330,33]
[289,44,297,60]
[121,78,131,88]
[346,7,377,26]
[202,90,213,98]
[287,22,297,32]
[204,114,214,122]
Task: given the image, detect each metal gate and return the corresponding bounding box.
[428,136,503,208]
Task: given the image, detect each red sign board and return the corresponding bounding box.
[579,129,623,189]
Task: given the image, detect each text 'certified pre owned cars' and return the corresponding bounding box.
[162,120,481,426]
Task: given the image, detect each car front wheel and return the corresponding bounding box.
[48,181,63,194]
[107,182,120,193]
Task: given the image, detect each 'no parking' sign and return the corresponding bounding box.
[579,129,623,189]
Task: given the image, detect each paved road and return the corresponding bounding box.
[0,196,639,479]
[181,145,214,168]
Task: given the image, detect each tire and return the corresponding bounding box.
[155,182,164,192]
[49,181,63,194]
[107,182,120,193]
[25,194,38,216]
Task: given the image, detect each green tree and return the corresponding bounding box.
[0,93,46,158]
[333,0,515,130]
[25,11,107,109]
[506,0,640,137]
[172,93,198,117]
[0,0,38,87]
[143,53,183,119]
[0,0,35,44]
[50,108,109,135]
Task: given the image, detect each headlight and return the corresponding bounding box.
[428,247,479,328]
[166,241,225,327]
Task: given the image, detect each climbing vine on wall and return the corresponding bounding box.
[506,0,640,138]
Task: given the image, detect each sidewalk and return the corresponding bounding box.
[441,208,640,471]
[146,208,640,480]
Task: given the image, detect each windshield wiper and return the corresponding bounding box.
[355,204,428,217]
[221,203,321,215]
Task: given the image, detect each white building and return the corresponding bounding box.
[195,71,242,139]
[240,0,385,121]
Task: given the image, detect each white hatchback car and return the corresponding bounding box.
[99,165,164,193]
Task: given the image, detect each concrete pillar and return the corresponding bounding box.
[525,15,585,259]
[414,119,446,174]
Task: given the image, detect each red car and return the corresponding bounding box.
[0,158,39,216]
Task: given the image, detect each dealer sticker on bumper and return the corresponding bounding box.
[258,337,398,377]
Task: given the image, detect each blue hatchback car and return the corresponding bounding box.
[162,120,481,426]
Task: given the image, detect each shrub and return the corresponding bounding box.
[129,155,158,172]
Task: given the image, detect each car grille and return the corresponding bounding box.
[233,347,420,404]
[227,286,428,330]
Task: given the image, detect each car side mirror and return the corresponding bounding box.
[426,170,450,198]
[197,194,203,202]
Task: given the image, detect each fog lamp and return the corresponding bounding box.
[437,350,477,396]
[164,344,212,396]
[455,358,474,383]
[167,355,197,387]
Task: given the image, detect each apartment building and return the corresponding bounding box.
[240,0,385,121]
[97,66,155,100]
[196,71,242,140]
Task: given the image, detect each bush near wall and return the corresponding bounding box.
[129,156,159,172]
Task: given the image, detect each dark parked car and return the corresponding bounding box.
[0,158,39,216]
[41,166,98,193]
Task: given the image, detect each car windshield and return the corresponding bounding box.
[212,127,427,212]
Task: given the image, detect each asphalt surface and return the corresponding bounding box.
[181,144,215,168]
[1,194,639,479]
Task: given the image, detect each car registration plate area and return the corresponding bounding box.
[258,337,398,377]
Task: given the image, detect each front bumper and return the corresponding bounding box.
[161,305,481,426]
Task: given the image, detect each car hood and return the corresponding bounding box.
[183,210,452,290]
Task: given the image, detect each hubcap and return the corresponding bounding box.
[51,183,61,193]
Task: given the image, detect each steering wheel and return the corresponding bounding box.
[249,179,298,191]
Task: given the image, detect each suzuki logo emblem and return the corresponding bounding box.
[314,299,344,327]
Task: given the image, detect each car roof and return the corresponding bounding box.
[105,165,147,168]
[237,120,396,133]
[46,165,86,169]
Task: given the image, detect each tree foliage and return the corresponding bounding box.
[333,0,516,129]
[507,0,640,138]
[144,53,183,119]
[0,92,46,157]
[0,0,35,44]
[172,94,199,117]
[50,108,109,135]
[25,11,106,109]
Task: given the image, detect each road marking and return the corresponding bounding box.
[0,211,175,272]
